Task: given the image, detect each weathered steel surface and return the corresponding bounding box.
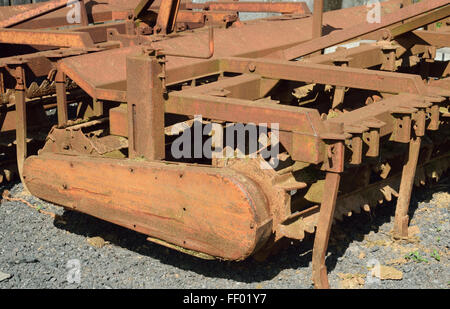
[23,153,273,261]
[186,1,311,14]
[0,29,95,47]
[282,0,450,59]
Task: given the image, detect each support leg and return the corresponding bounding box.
[56,70,68,126]
[12,65,28,189]
[312,171,340,289]
[393,136,421,238]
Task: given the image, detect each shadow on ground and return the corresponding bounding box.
[45,175,450,284]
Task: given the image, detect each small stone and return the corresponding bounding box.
[87,236,106,249]
[374,265,403,280]
[337,273,365,289]
[408,225,420,236]
[358,251,366,259]
[0,271,11,282]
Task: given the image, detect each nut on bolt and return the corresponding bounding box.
[248,63,256,72]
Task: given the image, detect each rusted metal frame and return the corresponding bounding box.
[58,60,97,99]
[166,90,325,163]
[281,1,450,60]
[185,1,311,14]
[126,51,165,160]
[0,48,89,75]
[155,0,181,35]
[167,84,327,161]
[0,0,69,28]
[411,30,450,48]
[219,57,429,95]
[55,69,68,126]
[326,94,433,136]
[0,29,95,48]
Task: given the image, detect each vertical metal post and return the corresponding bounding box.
[311,0,324,56]
[79,0,89,26]
[312,171,341,289]
[126,51,165,160]
[393,136,421,238]
[12,65,27,185]
[56,69,68,126]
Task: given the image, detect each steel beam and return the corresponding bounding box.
[0,0,68,28]
[166,91,323,135]
[185,1,310,14]
[220,57,428,95]
[411,30,450,48]
[0,29,95,48]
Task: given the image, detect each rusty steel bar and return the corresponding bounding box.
[0,0,69,28]
[166,91,323,135]
[0,29,95,48]
[11,65,27,188]
[390,4,450,38]
[312,170,341,289]
[186,1,311,14]
[56,69,68,126]
[282,0,450,59]
[393,136,422,238]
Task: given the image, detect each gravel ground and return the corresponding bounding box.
[0,177,448,289]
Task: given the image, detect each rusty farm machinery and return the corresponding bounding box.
[0,0,449,288]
